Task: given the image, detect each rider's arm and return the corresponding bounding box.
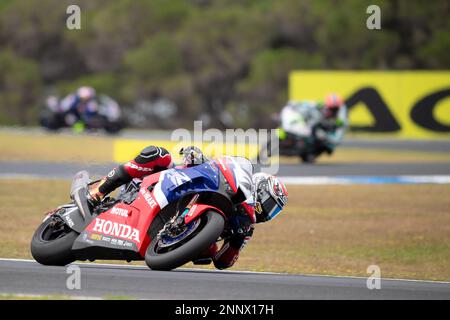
[92,146,173,198]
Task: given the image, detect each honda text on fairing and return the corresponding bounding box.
[31,156,257,270]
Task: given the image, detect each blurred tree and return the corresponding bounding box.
[56,73,121,98]
[66,0,191,73]
[0,0,448,128]
[175,3,274,128]
[235,48,324,128]
[0,51,42,125]
[0,0,89,82]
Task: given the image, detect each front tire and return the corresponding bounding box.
[145,211,224,271]
[31,216,79,266]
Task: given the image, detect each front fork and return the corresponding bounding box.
[158,193,226,239]
[157,193,200,239]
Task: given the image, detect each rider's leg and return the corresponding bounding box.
[212,233,252,270]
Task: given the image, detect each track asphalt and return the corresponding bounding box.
[1,259,449,300]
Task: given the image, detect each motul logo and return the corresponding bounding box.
[92,218,140,243]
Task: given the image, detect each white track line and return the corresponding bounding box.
[2,258,449,285]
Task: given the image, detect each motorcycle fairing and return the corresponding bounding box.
[183,203,225,225]
[152,163,221,207]
[70,158,246,261]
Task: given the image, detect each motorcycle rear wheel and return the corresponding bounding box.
[145,211,224,271]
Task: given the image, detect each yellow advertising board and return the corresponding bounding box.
[289,71,450,138]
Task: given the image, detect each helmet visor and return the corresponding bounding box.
[261,195,283,221]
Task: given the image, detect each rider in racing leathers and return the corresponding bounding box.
[279,93,348,155]
[59,86,100,131]
[87,146,288,269]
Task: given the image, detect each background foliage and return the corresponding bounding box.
[0,0,448,128]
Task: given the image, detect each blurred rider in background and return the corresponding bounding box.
[59,86,100,132]
[279,93,348,156]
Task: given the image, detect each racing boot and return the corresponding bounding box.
[192,243,218,265]
[212,242,240,270]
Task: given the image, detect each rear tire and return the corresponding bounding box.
[145,211,224,271]
[31,217,79,266]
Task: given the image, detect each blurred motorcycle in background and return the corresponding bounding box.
[40,94,124,134]
[260,126,338,164]
[259,98,347,164]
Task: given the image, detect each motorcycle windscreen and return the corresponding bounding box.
[157,163,220,204]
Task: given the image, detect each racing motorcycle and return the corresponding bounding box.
[30,156,254,270]
[259,126,336,164]
[40,94,123,134]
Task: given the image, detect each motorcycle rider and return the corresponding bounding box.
[87,145,288,270]
[279,93,348,156]
[59,86,100,132]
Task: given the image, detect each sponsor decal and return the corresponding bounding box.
[107,169,116,178]
[125,162,153,172]
[166,170,191,186]
[186,204,197,218]
[139,189,157,209]
[124,242,133,248]
[110,207,129,217]
[89,233,103,241]
[65,216,75,228]
[290,71,450,137]
[92,218,140,243]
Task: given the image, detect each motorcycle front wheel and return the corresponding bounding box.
[31,215,79,266]
[145,211,224,271]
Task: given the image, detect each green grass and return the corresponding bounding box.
[1,130,450,164]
